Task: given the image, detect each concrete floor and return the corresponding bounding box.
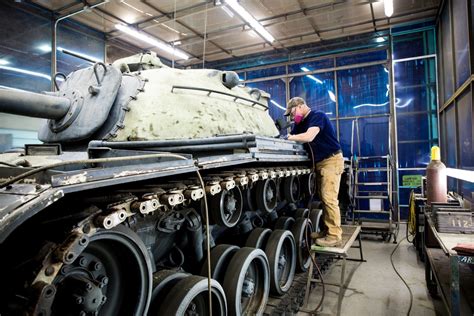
[298,225,446,316]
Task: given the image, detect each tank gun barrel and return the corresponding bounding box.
[0,88,71,119]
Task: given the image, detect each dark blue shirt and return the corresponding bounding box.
[291,111,341,162]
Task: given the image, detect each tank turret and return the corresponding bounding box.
[0,52,278,146]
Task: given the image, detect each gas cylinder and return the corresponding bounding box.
[426,146,447,204]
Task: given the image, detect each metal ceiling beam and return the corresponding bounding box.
[140,0,234,58]
[177,1,355,48]
[369,1,377,32]
[296,0,321,39]
[90,5,199,60]
[106,0,217,38]
[179,2,437,50]
[183,7,437,64]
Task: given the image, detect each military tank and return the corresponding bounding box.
[0,52,321,316]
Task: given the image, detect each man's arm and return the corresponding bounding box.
[288,126,320,142]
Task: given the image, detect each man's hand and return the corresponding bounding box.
[288,127,320,143]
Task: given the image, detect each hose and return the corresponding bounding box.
[303,144,326,314]
[390,234,413,316]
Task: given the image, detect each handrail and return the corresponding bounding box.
[171,85,268,110]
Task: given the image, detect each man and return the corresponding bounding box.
[285,97,344,247]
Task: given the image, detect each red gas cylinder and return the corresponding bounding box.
[426,146,447,204]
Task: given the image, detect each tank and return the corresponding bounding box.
[0,52,320,316]
[426,146,447,205]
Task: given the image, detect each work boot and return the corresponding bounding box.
[310,231,327,240]
[316,235,342,247]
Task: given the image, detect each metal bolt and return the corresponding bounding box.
[79,311,86,316]
[75,295,84,305]
[85,282,93,292]
[99,275,109,285]
[45,266,55,276]
[79,256,88,267]
[82,224,91,234]
[93,262,102,271]
[101,296,107,304]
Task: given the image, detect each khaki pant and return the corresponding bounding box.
[315,153,344,239]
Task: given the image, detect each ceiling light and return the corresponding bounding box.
[446,168,474,183]
[328,91,336,102]
[384,0,393,17]
[225,0,275,42]
[173,41,182,46]
[38,44,51,53]
[0,65,52,80]
[270,99,286,110]
[249,30,258,38]
[301,67,323,84]
[115,24,188,60]
[221,5,234,18]
[375,37,385,43]
[0,59,9,66]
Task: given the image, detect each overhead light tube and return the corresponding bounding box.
[225,0,275,42]
[115,24,189,60]
[384,0,394,17]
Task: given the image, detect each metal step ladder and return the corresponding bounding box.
[351,155,396,241]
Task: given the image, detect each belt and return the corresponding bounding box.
[323,149,342,161]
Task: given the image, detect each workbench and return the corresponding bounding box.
[424,214,474,316]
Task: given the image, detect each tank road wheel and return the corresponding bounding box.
[52,225,152,316]
[294,208,309,219]
[209,187,243,227]
[243,187,257,212]
[245,228,272,249]
[200,244,239,283]
[255,179,278,213]
[291,218,313,272]
[148,270,188,315]
[283,176,301,203]
[161,276,227,316]
[309,209,323,233]
[223,247,270,316]
[264,230,296,296]
[302,172,316,196]
[274,216,295,230]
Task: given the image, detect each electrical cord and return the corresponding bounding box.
[390,233,413,316]
[195,171,213,316]
[303,144,326,314]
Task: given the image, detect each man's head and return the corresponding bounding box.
[285,97,310,118]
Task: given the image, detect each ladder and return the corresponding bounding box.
[352,155,396,241]
[349,118,397,242]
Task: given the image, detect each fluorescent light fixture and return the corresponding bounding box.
[249,30,258,38]
[300,67,323,84]
[57,46,102,63]
[0,65,52,80]
[376,37,385,43]
[384,0,393,17]
[270,99,286,111]
[115,24,189,60]
[222,5,234,18]
[38,44,51,53]
[446,168,474,183]
[328,91,336,102]
[225,0,275,42]
[0,59,9,66]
